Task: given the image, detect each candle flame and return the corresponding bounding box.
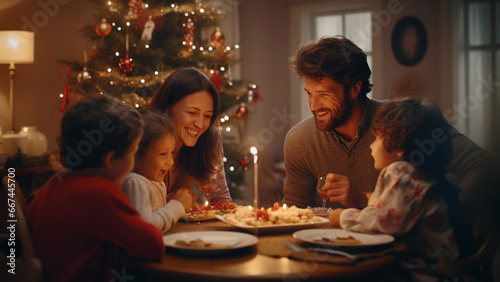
[248,205,253,209]
[205,200,209,207]
[283,204,287,209]
[250,146,258,155]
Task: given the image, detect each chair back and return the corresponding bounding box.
[437,175,500,281]
[0,176,44,282]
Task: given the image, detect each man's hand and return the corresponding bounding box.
[323,173,368,208]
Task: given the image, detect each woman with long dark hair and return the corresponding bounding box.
[149,67,232,203]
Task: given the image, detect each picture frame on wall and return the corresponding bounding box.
[391,16,427,66]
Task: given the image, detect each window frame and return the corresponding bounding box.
[453,0,499,150]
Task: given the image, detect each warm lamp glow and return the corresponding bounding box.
[0,31,34,65]
[0,30,34,133]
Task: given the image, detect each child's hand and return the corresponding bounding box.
[173,187,192,211]
[329,208,344,228]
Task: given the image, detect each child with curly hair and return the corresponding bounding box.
[328,97,475,281]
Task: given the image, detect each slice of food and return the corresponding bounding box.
[314,235,362,244]
[174,238,230,248]
[184,201,238,221]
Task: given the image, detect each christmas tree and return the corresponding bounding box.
[59,0,262,199]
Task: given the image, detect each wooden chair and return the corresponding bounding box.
[437,223,499,281]
[0,176,44,282]
[437,178,500,281]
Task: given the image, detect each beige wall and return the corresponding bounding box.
[0,0,93,153]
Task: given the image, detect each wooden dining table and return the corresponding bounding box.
[119,218,402,281]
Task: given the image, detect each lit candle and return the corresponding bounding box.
[250,146,258,236]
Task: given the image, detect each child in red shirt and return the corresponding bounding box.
[26,95,164,282]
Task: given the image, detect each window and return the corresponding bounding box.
[314,11,373,76]
[456,0,499,150]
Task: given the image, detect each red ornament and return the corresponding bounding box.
[128,0,144,19]
[95,18,112,37]
[61,66,72,112]
[240,155,250,171]
[211,69,222,92]
[119,53,135,73]
[183,17,195,51]
[248,83,262,103]
[236,103,249,118]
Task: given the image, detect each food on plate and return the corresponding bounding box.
[174,238,230,248]
[224,202,321,226]
[184,201,237,221]
[314,235,362,245]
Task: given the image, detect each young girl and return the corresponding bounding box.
[121,109,192,233]
[328,97,475,281]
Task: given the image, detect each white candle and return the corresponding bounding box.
[250,146,258,235]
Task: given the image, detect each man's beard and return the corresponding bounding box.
[314,91,353,131]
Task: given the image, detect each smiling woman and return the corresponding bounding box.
[149,67,232,204]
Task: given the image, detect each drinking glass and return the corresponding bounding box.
[317,176,328,210]
[199,176,217,206]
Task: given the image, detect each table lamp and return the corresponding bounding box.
[0,30,35,133]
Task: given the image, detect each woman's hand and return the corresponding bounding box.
[329,208,344,228]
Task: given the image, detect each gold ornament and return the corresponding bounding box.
[95,18,112,37]
[210,27,225,52]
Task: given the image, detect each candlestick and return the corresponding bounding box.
[250,146,258,236]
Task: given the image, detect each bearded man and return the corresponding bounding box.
[283,36,493,210]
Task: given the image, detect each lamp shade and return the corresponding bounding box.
[0,30,34,64]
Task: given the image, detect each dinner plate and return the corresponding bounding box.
[216,214,329,233]
[163,231,258,255]
[293,229,394,249]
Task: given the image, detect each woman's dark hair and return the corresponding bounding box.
[290,35,372,100]
[59,94,144,170]
[149,67,222,180]
[136,109,175,158]
[372,96,452,176]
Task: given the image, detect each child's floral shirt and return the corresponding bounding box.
[340,161,459,278]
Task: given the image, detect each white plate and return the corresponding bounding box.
[216,214,329,233]
[163,231,258,255]
[293,228,394,248]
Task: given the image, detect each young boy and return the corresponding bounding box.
[26,95,164,282]
[328,97,475,281]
